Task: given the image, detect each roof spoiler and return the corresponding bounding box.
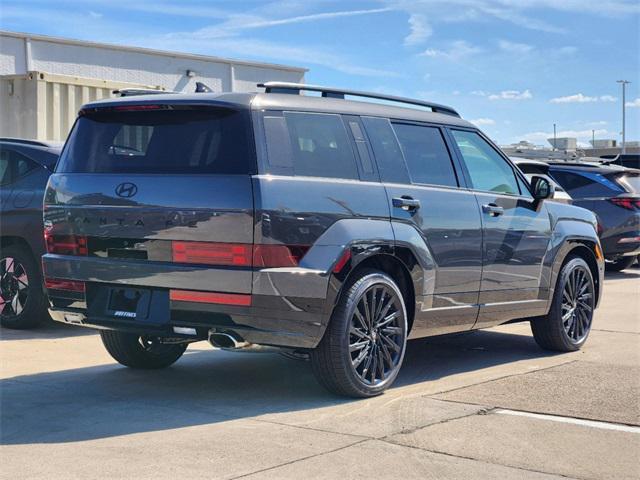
[257,81,460,117]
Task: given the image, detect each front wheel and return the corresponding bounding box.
[531,255,595,352]
[311,269,408,398]
[100,330,187,369]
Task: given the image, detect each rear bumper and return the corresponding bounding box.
[48,293,325,349]
[601,234,640,258]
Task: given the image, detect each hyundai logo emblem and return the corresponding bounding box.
[115,182,138,198]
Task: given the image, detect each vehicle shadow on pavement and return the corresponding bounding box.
[0,328,561,445]
[0,321,95,341]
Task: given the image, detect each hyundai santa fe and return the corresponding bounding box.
[42,82,604,397]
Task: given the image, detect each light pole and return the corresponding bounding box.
[592,129,595,148]
[553,123,557,151]
[617,80,630,154]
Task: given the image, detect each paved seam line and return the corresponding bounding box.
[252,417,370,440]
[390,408,491,437]
[379,439,585,480]
[229,438,369,479]
[592,328,640,335]
[422,359,579,398]
[494,409,640,432]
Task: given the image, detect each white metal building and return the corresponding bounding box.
[0,31,307,142]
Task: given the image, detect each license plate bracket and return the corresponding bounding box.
[107,287,151,320]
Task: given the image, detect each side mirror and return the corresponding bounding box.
[530,176,554,200]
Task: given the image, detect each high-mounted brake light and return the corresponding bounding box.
[45,233,88,256]
[112,104,166,111]
[609,197,640,211]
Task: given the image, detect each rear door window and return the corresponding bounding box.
[361,116,410,184]
[262,112,359,180]
[57,107,254,174]
[391,123,458,187]
[0,148,39,185]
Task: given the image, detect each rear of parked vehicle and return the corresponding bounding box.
[43,84,604,397]
[1,139,60,328]
[548,164,640,271]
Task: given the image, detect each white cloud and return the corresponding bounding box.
[404,14,432,46]
[188,7,392,39]
[470,118,496,126]
[421,40,482,61]
[498,40,534,54]
[626,98,640,107]
[550,93,618,103]
[555,46,578,55]
[471,90,488,96]
[488,89,533,100]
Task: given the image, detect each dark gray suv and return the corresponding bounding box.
[43,83,604,397]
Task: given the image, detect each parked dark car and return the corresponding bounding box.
[1,138,61,328]
[546,162,640,271]
[511,158,572,203]
[42,83,604,397]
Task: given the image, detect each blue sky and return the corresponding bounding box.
[1,0,639,146]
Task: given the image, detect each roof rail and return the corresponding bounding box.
[257,82,460,117]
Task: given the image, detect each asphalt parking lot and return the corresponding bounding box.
[1,269,639,480]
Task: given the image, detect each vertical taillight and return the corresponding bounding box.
[45,232,88,256]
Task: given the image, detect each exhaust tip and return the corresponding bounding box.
[208,331,247,349]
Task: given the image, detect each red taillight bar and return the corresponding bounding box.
[45,233,88,256]
[609,197,640,211]
[44,278,86,292]
[172,241,252,266]
[171,242,309,268]
[253,244,309,268]
[169,289,251,306]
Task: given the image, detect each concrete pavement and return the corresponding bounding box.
[1,269,639,479]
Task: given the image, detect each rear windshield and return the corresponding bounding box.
[57,107,254,174]
[549,168,628,198]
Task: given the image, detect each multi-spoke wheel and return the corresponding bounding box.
[1,256,29,317]
[0,245,47,329]
[531,255,595,352]
[100,330,187,369]
[311,269,408,397]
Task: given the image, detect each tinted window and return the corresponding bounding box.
[57,108,254,174]
[392,124,458,187]
[361,116,409,184]
[451,130,519,195]
[0,148,38,185]
[281,112,359,179]
[549,169,624,198]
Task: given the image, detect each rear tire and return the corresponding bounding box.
[100,330,187,369]
[0,244,48,329]
[531,255,594,352]
[605,256,636,272]
[311,269,408,398]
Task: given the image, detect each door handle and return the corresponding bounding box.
[392,196,421,211]
[482,203,504,217]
